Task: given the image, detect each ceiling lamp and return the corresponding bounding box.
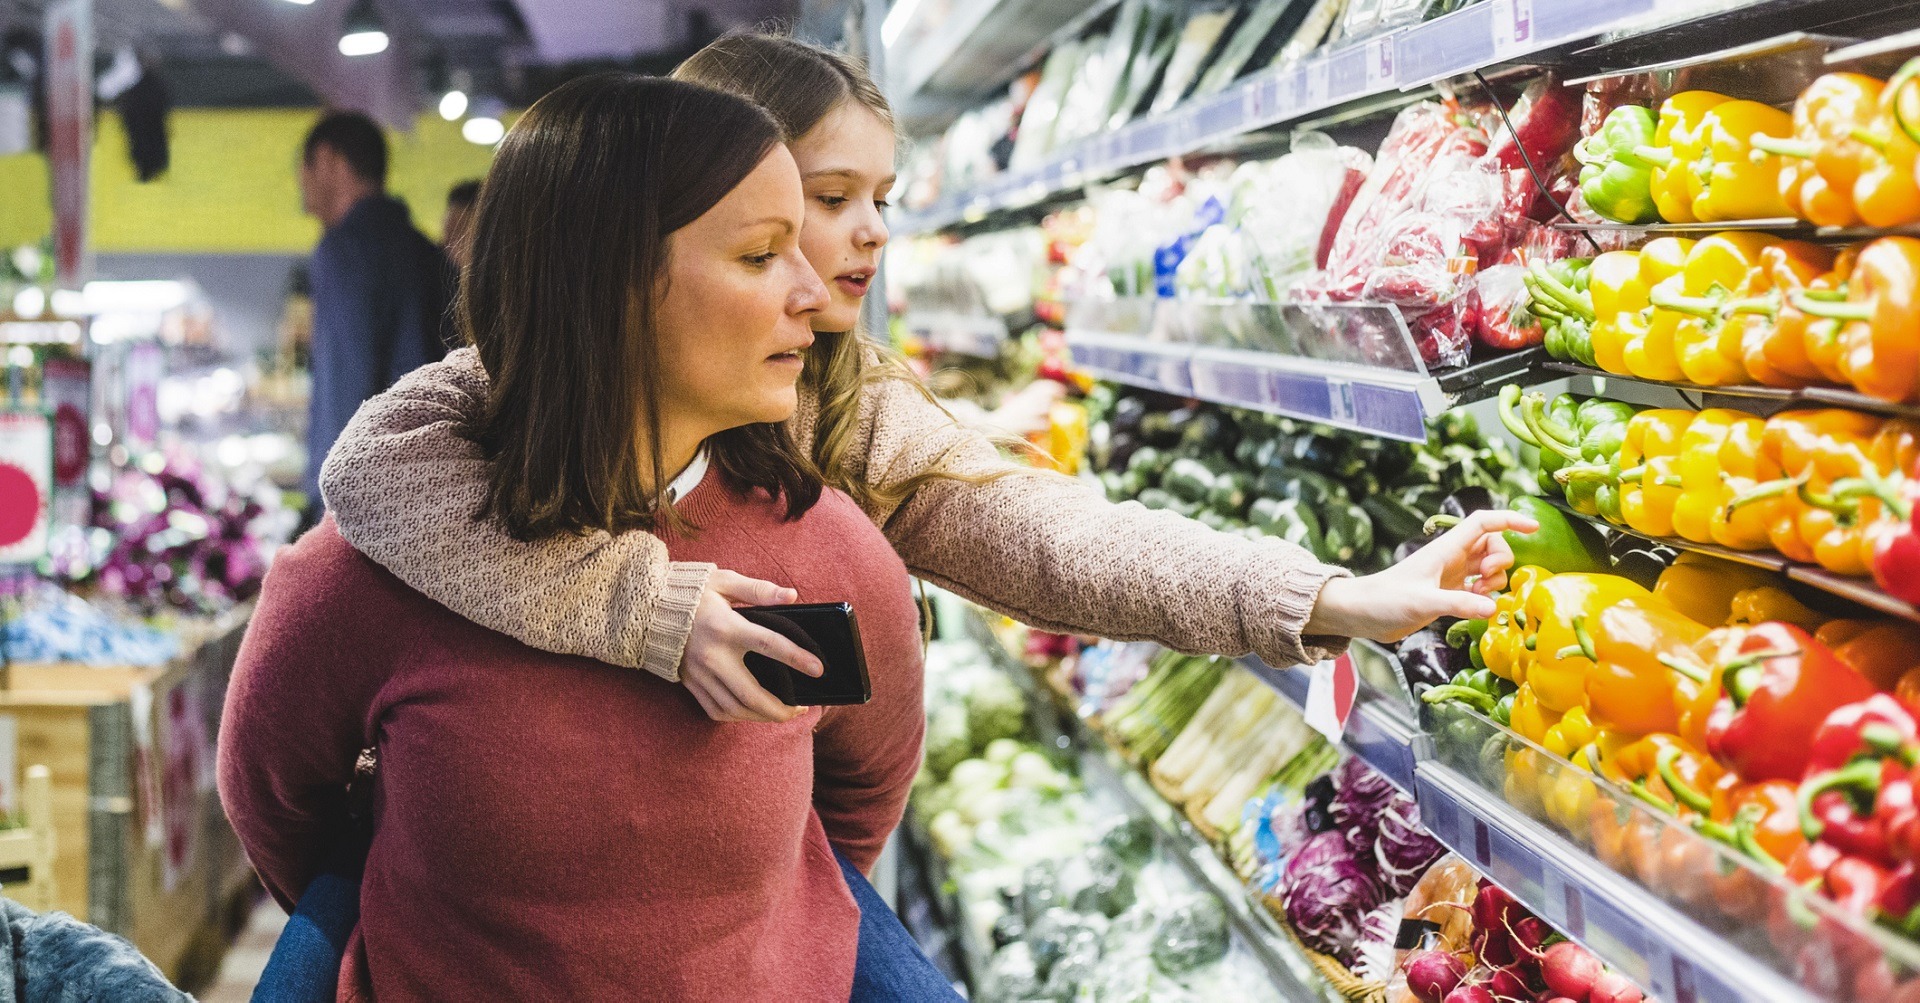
[462,116,504,146]
[338,0,388,57]
[438,89,467,120]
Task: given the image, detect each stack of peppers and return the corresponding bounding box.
[1576,61,1920,228]
[1501,385,1920,578]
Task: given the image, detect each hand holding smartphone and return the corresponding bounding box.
[737,602,871,706]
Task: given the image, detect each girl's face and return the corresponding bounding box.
[789,101,896,333]
[653,146,828,441]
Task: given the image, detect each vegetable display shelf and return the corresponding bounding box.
[964,608,1340,1000]
[1538,496,1920,624]
[902,310,1012,361]
[1237,654,1426,796]
[1541,360,1920,423]
[900,814,996,986]
[886,0,1125,129]
[885,0,1915,238]
[1421,700,1920,1002]
[1065,296,1542,442]
[1552,219,1920,244]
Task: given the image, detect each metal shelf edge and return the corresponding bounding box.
[1415,761,1820,1003]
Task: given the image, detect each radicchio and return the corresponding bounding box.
[1330,758,1397,854]
[1375,795,1447,896]
[1278,830,1387,963]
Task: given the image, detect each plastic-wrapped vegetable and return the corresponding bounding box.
[1374,795,1446,895]
[1042,928,1105,998]
[1150,896,1230,975]
[1096,816,1156,867]
[1067,847,1138,917]
[1279,830,1388,962]
[985,941,1044,1001]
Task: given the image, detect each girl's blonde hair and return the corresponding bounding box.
[675,32,1023,514]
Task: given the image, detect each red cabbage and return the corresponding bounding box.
[1331,757,1398,854]
[1375,795,1446,895]
[1279,830,1387,962]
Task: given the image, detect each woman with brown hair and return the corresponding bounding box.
[317,32,1530,726]
[220,74,953,1000]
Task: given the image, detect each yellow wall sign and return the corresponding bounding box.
[0,108,507,254]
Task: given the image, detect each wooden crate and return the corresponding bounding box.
[2,605,255,987]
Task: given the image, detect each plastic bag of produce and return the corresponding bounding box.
[1150,2,1238,114]
[1238,135,1372,298]
[1150,896,1230,976]
[986,941,1044,1000]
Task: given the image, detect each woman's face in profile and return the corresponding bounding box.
[651,145,829,438]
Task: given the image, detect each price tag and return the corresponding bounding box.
[1326,378,1356,423]
[1304,653,1358,740]
[1490,0,1534,57]
[1305,58,1331,108]
[1368,36,1396,88]
[1287,67,1310,113]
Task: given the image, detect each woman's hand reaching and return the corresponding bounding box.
[1305,509,1537,643]
[681,570,824,724]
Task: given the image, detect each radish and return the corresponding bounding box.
[1472,882,1523,934]
[1541,941,1602,999]
[1589,970,1645,1003]
[1544,998,1580,1003]
[1443,986,1496,1003]
[1405,950,1467,1002]
[1483,965,1530,1000]
[1473,926,1517,967]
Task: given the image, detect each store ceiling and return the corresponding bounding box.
[1,0,802,125]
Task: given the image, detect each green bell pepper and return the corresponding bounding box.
[1573,105,1661,224]
[1527,258,1596,367]
[1422,494,1610,576]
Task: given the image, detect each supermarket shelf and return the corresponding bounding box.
[1066,328,1543,443]
[1238,656,1424,796]
[1551,218,1920,243]
[1542,360,1920,420]
[887,0,1106,125]
[1541,497,1920,621]
[1413,761,1820,1003]
[903,311,1011,360]
[900,817,995,987]
[1075,739,1339,1002]
[888,0,1726,238]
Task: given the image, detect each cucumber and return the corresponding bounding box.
[1361,495,1427,546]
[1162,458,1217,503]
[1099,471,1125,500]
[1320,502,1375,564]
[1127,446,1169,479]
[1207,472,1253,516]
[1197,509,1233,532]
[1137,488,1176,511]
[1120,468,1151,497]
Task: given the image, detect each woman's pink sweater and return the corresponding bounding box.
[217,472,925,1002]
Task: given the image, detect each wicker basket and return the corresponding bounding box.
[1272,904,1390,1002]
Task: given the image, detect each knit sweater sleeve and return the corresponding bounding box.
[848,377,1353,668]
[318,349,710,679]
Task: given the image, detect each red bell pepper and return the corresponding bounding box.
[1705,623,1878,782]
[1808,694,1920,775]
[1874,470,1920,605]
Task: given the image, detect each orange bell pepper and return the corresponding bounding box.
[1751,73,1885,227]
[1797,246,1859,387]
[1739,241,1839,389]
[1791,237,1920,404]
[1832,621,1920,690]
[1583,597,1711,737]
[1851,58,1920,228]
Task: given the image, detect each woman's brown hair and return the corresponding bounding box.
[674,32,1021,514]
[463,72,819,540]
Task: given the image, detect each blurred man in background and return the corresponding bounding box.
[442,179,481,273]
[296,111,450,527]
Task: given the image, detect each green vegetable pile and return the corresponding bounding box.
[1087,386,1528,571]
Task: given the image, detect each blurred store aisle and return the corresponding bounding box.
[194,896,285,1003]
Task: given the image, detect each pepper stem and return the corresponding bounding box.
[1791,293,1874,323]
[1527,260,1597,322]
[1498,384,1541,447]
[1628,780,1678,815]
[1523,395,1583,463]
[1445,619,1481,649]
[1420,684,1498,715]
[1724,476,1800,516]
[1860,722,1918,763]
[1424,514,1462,535]
[1656,745,1715,814]
[1649,284,1726,319]
[1555,616,1597,662]
[1658,652,1709,683]
[1747,133,1818,160]
[1553,463,1618,485]
[1848,124,1889,154]
[1797,758,1886,843]
[1719,648,1799,706]
[1631,145,1676,168]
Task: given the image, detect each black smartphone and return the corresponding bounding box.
[737,602,871,706]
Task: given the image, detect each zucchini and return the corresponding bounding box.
[1167,495,1204,519]
[1251,497,1325,559]
[1232,434,1266,469]
[1196,509,1233,532]
[1119,468,1151,497]
[1163,458,1217,503]
[1180,410,1239,455]
[1361,495,1427,546]
[1098,471,1125,500]
[1320,502,1375,564]
[1256,468,1349,509]
[1110,395,1147,436]
[1139,412,1179,446]
[1285,433,1349,474]
[1137,488,1176,511]
[1207,472,1253,516]
[1127,446,1170,479]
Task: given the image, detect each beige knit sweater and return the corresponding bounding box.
[319,348,1350,679]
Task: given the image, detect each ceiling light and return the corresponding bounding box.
[338,0,388,57]
[462,117,504,146]
[881,0,924,48]
[281,0,316,5]
[12,287,45,319]
[438,90,468,121]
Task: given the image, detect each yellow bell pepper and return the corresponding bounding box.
[1620,238,1693,381]
[1584,597,1711,737]
[1479,566,1549,684]
[1617,409,1694,538]
[1726,585,1826,629]
[1641,91,1730,223]
[1506,746,1549,818]
[1509,684,1558,744]
[1652,552,1777,626]
[1540,703,1596,759]
[1654,233,1778,386]
[1587,250,1648,376]
[1524,573,1652,714]
[1690,101,1797,222]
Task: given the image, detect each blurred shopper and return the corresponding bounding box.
[441,179,481,272]
[296,111,450,524]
